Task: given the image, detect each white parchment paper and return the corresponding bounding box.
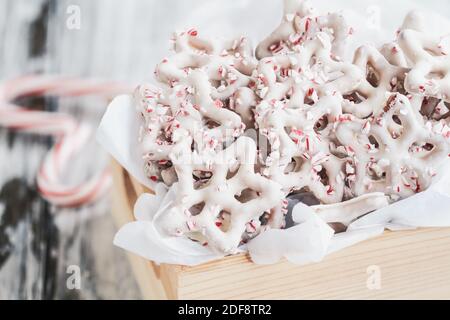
[97,0,450,266]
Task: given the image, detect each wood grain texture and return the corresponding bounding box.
[0,0,140,300]
[175,228,450,300]
[110,159,166,300]
[111,161,450,300]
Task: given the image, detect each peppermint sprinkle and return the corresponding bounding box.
[401,176,411,188]
[305,17,312,32]
[338,115,353,122]
[362,121,371,134]
[345,146,355,156]
[187,28,198,36]
[246,220,257,233]
[269,42,283,54]
[326,185,335,195]
[186,220,196,231]
[218,65,226,77]
[291,128,304,136]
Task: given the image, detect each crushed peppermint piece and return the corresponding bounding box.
[187,28,198,36]
[214,99,224,108]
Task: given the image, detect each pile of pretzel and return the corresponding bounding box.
[134,0,450,253]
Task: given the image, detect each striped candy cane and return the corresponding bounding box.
[0,75,132,207]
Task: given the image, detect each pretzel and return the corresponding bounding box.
[131,1,450,255]
[334,93,449,199]
[311,192,389,226]
[136,31,286,252]
[156,29,257,124]
[379,11,450,128]
[398,29,450,102]
[153,136,284,253]
[379,11,450,102]
[256,95,345,203]
[380,42,409,68]
[251,34,363,228]
[136,31,261,184]
[256,0,351,59]
[253,31,362,206]
[380,11,428,68]
[254,32,362,102]
[342,45,409,118]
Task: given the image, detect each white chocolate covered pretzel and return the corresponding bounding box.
[398,29,450,102]
[254,32,362,103]
[335,93,449,198]
[256,95,345,204]
[154,136,284,253]
[381,10,450,102]
[256,0,351,60]
[312,192,389,226]
[343,45,409,118]
[133,0,450,254]
[135,32,258,184]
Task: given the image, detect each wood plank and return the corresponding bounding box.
[110,159,167,300]
[113,163,450,300]
[0,0,140,299]
[175,228,450,299]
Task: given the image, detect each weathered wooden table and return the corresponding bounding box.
[0,0,144,299]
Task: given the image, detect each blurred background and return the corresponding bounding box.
[0,0,448,300]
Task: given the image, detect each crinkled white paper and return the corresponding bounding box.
[97,0,450,266]
[97,95,155,189]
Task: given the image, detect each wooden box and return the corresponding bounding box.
[110,160,450,300]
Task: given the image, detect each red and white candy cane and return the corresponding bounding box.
[0,75,132,207]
